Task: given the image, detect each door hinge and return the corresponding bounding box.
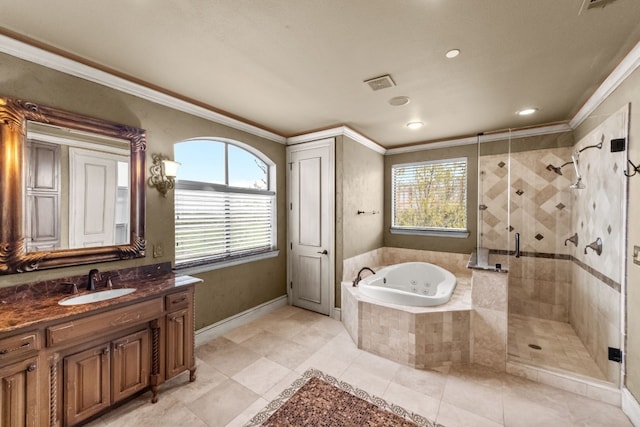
[608,347,622,363]
[289,162,293,171]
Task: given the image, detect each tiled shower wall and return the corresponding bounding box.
[479,106,627,384]
[568,105,627,384]
[479,145,574,321]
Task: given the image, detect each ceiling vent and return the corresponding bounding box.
[584,0,617,10]
[364,74,396,91]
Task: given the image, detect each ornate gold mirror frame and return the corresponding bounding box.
[0,96,146,274]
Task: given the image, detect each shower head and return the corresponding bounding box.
[570,178,585,189]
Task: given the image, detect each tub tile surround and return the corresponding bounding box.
[342,278,471,369]
[471,270,509,371]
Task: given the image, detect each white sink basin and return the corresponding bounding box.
[58,288,137,306]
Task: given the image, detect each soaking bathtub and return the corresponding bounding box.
[357,262,457,307]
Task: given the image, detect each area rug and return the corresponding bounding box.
[245,368,442,427]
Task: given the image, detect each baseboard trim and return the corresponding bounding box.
[622,388,640,425]
[332,307,341,321]
[195,295,288,346]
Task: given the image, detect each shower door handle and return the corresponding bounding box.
[515,232,521,258]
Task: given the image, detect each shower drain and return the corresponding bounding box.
[528,344,542,350]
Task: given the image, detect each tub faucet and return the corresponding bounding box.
[584,237,603,256]
[353,267,376,287]
[87,269,101,291]
[564,233,578,247]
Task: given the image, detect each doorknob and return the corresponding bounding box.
[317,249,328,255]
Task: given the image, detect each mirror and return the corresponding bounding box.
[0,96,146,274]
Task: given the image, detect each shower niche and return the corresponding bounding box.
[477,105,629,387]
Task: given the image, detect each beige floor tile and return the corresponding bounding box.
[349,349,403,381]
[383,381,441,421]
[186,379,259,427]
[436,400,503,427]
[196,336,262,377]
[339,363,393,397]
[263,370,304,401]
[392,365,448,399]
[224,397,270,427]
[160,359,228,404]
[295,351,353,378]
[231,357,292,395]
[222,321,264,344]
[442,375,504,424]
[101,393,206,427]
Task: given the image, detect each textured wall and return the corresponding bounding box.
[335,135,384,308]
[0,52,287,329]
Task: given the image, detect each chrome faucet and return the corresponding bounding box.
[564,232,578,247]
[584,237,603,256]
[353,267,375,287]
[87,269,101,291]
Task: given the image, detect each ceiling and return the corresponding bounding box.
[1,0,640,148]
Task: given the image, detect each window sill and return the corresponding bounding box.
[173,250,280,275]
[390,227,470,239]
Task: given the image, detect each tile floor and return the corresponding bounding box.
[86,305,631,427]
[508,313,607,381]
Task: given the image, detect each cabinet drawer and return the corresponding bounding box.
[47,298,163,347]
[0,331,40,363]
[165,290,191,310]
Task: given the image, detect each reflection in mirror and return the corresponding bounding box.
[26,122,131,252]
[0,95,146,274]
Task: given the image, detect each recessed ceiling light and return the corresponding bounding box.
[406,121,424,130]
[389,96,410,106]
[517,108,538,116]
[445,49,460,59]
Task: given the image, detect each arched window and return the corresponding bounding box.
[174,138,276,268]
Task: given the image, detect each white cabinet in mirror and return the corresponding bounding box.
[25,122,131,252]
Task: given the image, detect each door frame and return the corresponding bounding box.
[286,138,336,318]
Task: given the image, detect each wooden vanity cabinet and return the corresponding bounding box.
[0,331,41,427]
[63,328,150,426]
[165,290,195,381]
[0,356,39,427]
[0,283,196,427]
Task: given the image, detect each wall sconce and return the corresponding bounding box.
[148,154,180,197]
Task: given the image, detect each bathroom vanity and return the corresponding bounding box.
[0,265,200,427]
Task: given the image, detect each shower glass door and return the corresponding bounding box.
[477,133,511,272]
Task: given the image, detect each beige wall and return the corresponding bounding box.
[335,135,384,306]
[0,53,287,329]
[383,144,478,255]
[575,66,640,400]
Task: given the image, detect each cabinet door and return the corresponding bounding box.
[64,344,110,426]
[166,308,191,379]
[0,356,38,427]
[112,329,150,402]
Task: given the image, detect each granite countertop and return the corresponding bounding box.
[0,263,202,334]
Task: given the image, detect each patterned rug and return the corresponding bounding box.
[245,369,442,427]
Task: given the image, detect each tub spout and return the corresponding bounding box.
[564,233,578,247]
[353,267,376,287]
[584,237,602,256]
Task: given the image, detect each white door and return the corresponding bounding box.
[69,148,125,248]
[287,139,334,316]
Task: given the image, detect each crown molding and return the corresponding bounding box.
[386,123,573,155]
[287,126,386,154]
[570,39,640,129]
[0,34,287,144]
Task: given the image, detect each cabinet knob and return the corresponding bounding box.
[27,363,36,372]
